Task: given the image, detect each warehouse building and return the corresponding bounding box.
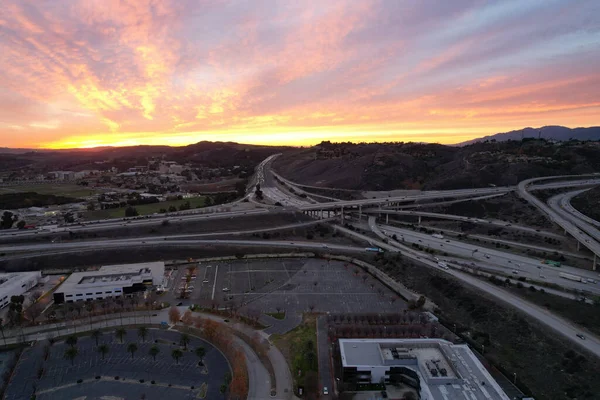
[0,271,42,309]
[53,262,165,304]
[339,338,510,400]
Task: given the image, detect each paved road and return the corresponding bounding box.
[316,315,332,399]
[365,209,563,238]
[559,189,600,228]
[351,218,600,358]
[376,222,600,295]
[518,177,600,266]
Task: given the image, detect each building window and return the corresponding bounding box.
[96,292,102,295]
[66,294,73,297]
[105,291,112,294]
[76,294,83,297]
[86,293,93,296]
[114,289,122,293]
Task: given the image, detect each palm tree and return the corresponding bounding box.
[127,343,138,359]
[92,330,102,346]
[66,335,78,348]
[194,346,206,364]
[138,326,148,343]
[171,348,183,364]
[98,344,109,360]
[149,345,160,362]
[115,327,126,343]
[180,333,190,350]
[86,302,95,329]
[64,346,78,365]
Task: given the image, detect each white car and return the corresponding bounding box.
[323,387,329,395]
[222,287,230,292]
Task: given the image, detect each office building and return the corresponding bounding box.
[0,271,42,309]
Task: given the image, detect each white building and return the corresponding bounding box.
[158,161,184,175]
[339,338,510,400]
[0,271,42,309]
[53,262,165,304]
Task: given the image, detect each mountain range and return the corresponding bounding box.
[456,125,600,146]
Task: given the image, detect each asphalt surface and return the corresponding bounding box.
[377,222,600,295]
[518,177,600,262]
[559,188,600,228]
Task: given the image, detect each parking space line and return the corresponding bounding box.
[211,264,218,300]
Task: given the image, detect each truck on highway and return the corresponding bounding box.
[559,272,584,283]
[365,247,384,253]
[543,260,561,267]
[432,233,444,239]
[437,262,449,270]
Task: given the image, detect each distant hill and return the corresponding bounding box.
[457,126,600,146]
[273,139,600,191]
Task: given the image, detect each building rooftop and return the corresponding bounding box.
[56,262,165,293]
[0,271,41,295]
[339,338,510,400]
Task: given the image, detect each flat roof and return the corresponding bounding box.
[339,338,510,400]
[56,262,164,293]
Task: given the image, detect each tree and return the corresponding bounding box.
[127,343,138,359]
[168,306,181,325]
[125,206,139,217]
[16,220,26,229]
[115,327,126,343]
[136,326,148,343]
[195,346,206,363]
[0,211,17,229]
[180,333,190,350]
[92,330,102,346]
[66,335,78,348]
[171,348,183,364]
[193,316,204,329]
[64,346,79,365]
[168,205,177,212]
[149,345,160,361]
[181,310,194,326]
[98,344,109,360]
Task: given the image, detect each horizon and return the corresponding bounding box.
[1,1,599,149]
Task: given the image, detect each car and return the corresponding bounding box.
[176,302,183,306]
[323,387,329,395]
[445,240,450,243]
[484,255,490,259]
[577,334,586,340]
[222,287,230,292]
[540,275,546,279]
[512,270,519,274]
[434,257,439,262]
[203,279,209,283]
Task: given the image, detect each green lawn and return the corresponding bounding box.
[0,184,98,198]
[265,312,286,320]
[84,197,207,220]
[271,314,318,395]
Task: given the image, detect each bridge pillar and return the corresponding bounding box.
[358,205,362,221]
[386,214,389,224]
[418,215,422,225]
[340,207,344,223]
[320,210,324,219]
[594,254,597,271]
[577,241,581,251]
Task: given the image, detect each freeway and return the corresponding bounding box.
[354,217,600,357]
[518,177,600,268]
[0,208,271,240]
[0,237,367,256]
[364,209,563,238]
[376,222,600,295]
[558,189,600,228]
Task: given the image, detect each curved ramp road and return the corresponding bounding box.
[559,189,600,228]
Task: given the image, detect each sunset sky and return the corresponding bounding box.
[1,0,599,149]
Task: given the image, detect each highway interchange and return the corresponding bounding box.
[3,154,600,363]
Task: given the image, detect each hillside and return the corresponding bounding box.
[571,186,600,222]
[457,126,600,146]
[273,140,600,191]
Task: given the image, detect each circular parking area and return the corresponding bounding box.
[4,328,230,400]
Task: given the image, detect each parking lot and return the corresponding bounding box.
[4,329,229,400]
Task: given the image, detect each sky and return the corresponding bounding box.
[1,0,599,149]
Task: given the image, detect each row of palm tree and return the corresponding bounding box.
[63,328,206,366]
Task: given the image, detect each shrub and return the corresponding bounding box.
[139,379,145,383]
[77,379,83,384]
[95,376,101,380]
[151,380,156,384]
[115,376,120,380]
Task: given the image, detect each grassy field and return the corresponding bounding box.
[272,314,318,395]
[265,312,286,320]
[84,196,207,220]
[0,184,98,198]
